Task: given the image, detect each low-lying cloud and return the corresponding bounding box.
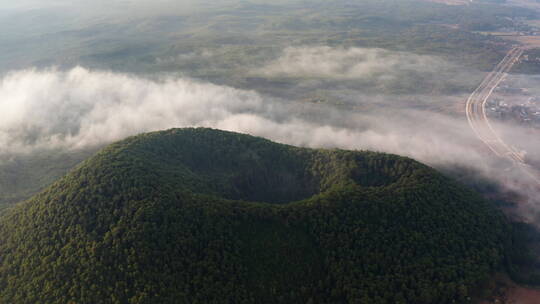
[0,67,269,153]
[252,46,482,96]
[1,66,539,222]
[258,46,476,82]
[257,46,444,80]
[0,66,481,164]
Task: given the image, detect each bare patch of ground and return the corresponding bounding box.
[479,275,540,304]
[507,287,540,304]
[503,36,540,49]
[472,32,540,49]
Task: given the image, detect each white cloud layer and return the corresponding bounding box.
[1,66,539,222]
[0,67,268,152]
[255,46,478,82]
[0,66,481,164]
[257,46,442,79]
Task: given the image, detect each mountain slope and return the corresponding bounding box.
[0,128,511,304]
[0,149,97,211]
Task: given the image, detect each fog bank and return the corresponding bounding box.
[2,66,540,220]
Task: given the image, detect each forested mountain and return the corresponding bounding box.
[0,128,513,303]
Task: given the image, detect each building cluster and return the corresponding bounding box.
[487,86,540,127]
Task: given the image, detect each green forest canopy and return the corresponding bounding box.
[0,128,515,303]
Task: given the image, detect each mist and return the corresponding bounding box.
[258,46,453,80]
[0,0,537,220]
[2,0,540,300]
[0,67,534,180]
[0,67,470,155]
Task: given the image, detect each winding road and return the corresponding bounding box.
[466,46,540,183]
[466,47,524,162]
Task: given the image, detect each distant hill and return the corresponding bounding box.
[0,128,512,304]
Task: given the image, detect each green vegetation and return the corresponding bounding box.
[0,128,513,303]
[4,0,533,88]
[96,0,533,102]
[507,222,540,285]
[117,0,535,72]
[2,0,536,111]
[0,149,96,211]
[514,49,540,74]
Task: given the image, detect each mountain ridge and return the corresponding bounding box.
[0,128,511,304]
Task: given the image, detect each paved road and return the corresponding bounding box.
[466,47,540,184]
[466,47,524,162]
